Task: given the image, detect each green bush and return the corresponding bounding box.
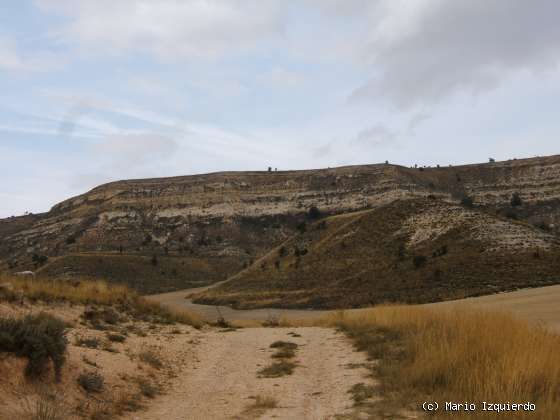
[0,313,67,381]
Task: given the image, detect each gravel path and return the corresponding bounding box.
[129,327,372,420]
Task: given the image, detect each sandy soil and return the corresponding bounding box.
[128,327,372,420]
[0,301,203,420]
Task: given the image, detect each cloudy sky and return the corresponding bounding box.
[1,0,560,217]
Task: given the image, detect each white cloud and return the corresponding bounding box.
[37,0,286,59]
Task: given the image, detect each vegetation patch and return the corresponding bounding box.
[0,276,203,328]
[0,313,67,381]
[258,360,297,378]
[106,333,126,343]
[139,350,164,369]
[348,383,376,404]
[77,371,104,393]
[243,395,278,418]
[270,341,298,359]
[75,336,101,349]
[135,377,160,398]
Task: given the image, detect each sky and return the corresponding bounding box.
[1,0,560,217]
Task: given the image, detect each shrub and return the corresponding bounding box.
[296,221,307,234]
[504,209,518,220]
[511,192,523,207]
[136,378,159,398]
[460,196,474,208]
[258,360,296,378]
[75,337,100,349]
[307,206,321,220]
[78,371,104,393]
[107,333,126,343]
[82,307,123,326]
[412,255,427,269]
[32,254,49,266]
[0,313,67,381]
[139,350,163,369]
[348,383,376,404]
[270,341,297,359]
[294,247,308,257]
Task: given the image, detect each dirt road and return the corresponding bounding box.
[146,288,332,324]
[128,327,372,420]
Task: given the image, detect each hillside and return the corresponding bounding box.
[1,155,560,296]
[193,198,560,309]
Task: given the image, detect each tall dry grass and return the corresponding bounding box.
[325,306,560,419]
[0,275,203,328]
[1,275,130,305]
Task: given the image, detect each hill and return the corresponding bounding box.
[193,198,560,309]
[1,155,560,297]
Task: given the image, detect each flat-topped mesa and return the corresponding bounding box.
[50,164,413,217]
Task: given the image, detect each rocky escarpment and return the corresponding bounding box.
[0,155,559,294]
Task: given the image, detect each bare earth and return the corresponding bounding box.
[128,327,372,420]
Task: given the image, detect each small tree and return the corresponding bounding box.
[307,206,321,220]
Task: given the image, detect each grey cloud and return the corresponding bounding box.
[407,112,432,133]
[354,124,397,147]
[351,0,560,108]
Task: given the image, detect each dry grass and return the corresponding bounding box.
[0,275,203,328]
[324,306,560,419]
[1,275,130,305]
[242,395,278,418]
